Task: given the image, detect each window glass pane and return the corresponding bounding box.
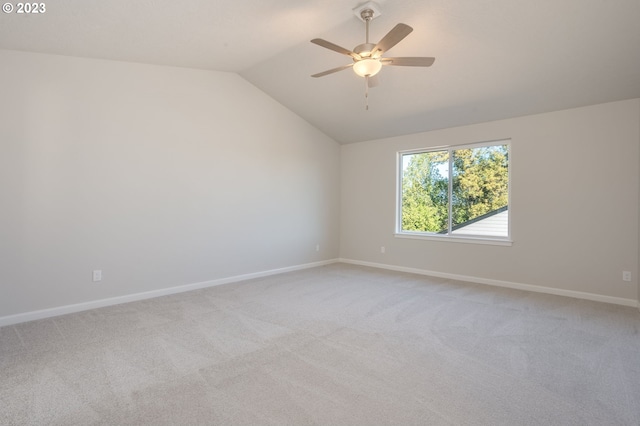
[401,151,449,233]
[451,145,509,237]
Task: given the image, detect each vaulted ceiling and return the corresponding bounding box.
[2,0,639,143]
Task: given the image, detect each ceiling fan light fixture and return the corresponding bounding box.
[353,58,382,77]
[310,3,434,110]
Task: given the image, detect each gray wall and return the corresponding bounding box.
[0,50,341,318]
[1,48,638,321]
[340,99,640,302]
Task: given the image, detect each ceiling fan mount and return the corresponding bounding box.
[310,2,435,108]
[353,1,381,23]
[358,7,375,23]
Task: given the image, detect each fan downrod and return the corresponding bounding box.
[361,9,374,43]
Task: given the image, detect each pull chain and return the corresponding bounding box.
[365,76,369,110]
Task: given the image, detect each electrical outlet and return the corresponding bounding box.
[316,244,320,252]
[93,270,102,282]
[622,271,631,282]
[380,246,385,254]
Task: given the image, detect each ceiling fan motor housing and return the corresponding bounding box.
[354,43,377,58]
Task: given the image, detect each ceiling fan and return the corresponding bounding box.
[310,2,435,108]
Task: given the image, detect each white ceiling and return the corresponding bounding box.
[2,0,639,143]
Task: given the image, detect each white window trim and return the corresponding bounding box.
[396,139,512,245]
[394,232,513,246]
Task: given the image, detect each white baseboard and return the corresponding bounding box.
[0,259,340,327]
[3,257,636,327]
[340,258,639,308]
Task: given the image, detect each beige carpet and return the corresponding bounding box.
[1,263,639,425]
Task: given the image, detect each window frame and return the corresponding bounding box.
[395,139,512,246]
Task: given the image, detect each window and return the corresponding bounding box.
[397,140,510,244]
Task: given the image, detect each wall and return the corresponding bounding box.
[0,50,341,319]
[341,99,640,303]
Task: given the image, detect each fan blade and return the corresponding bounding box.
[311,64,353,78]
[311,39,361,60]
[368,75,380,88]
[381,57,435,67]
[371,23,413,56]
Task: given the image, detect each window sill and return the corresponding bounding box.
[394,232,513,246]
